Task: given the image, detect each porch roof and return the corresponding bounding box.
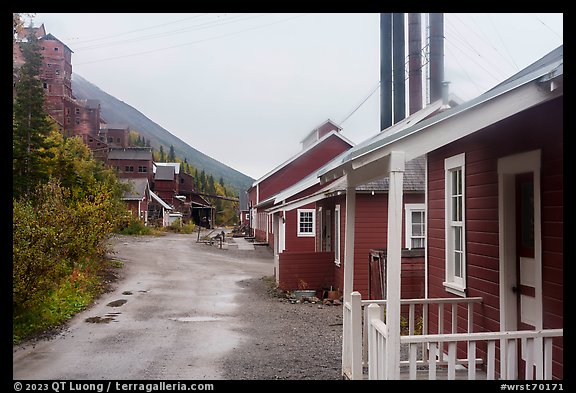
[319,46,563,186]
[266,176,347,214]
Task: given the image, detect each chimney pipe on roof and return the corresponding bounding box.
[429,13,444,102]
[392,13,406,123]
[380,13,393,131]
[408,13,423,115]
[441,81,451,109]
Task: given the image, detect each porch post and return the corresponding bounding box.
[343,183,356,303]
[385,151,405,379]
[272,213,280,285]
[342,179,358,378]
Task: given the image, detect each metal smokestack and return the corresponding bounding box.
[429,13,444,102]
[408,13,423,114]
[392,13,406,123]
[380,13,393,131]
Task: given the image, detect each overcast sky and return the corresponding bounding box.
[25,13,563,180]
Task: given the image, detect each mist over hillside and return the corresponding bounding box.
[72,73,254,193]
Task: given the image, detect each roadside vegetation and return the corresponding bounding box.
[12,14,237,344]
[13,14,128,343]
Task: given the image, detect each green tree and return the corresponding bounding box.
[168,144,176,162]
[159,145,165,162]
[13,26,55,198]
[199,170,207,193]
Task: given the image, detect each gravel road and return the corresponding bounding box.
[13,232,344,380]
[221,276,343,380]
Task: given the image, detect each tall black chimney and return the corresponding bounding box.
[380,13,393,131]
[408,13,423,114]
[392,13,406,123]
[429,13,444,102]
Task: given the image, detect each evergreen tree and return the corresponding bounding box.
[207,174,216,195]
[13,27,55,198]
[168,145,176,162]
[199,170,206,193]
[193,168,199,190]
[159,145,165,162]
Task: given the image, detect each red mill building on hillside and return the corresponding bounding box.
[13,23,117,160]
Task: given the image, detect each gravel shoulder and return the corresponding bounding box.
[221,275,344,380]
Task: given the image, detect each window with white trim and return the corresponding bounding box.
[444,153,466,295]
[297,209,315,237]
[334,205,341,266]
[404,203,425,249]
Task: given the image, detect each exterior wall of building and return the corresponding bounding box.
[109,159,152,180]
[318,192,425,298]
[277,251,335,292]
[426,96,563,378]
[248,133,352,242]
[154,179,177,205]
[257,135,352,202]
[105,128,129,148]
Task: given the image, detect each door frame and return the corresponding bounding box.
[497,149,543,376]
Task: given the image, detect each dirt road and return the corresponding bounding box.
[13,232,274,380]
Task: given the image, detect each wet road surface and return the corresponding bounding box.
[13,232,273,379]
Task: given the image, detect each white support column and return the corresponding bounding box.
[385,151,405,379]
[341,178,357,379]
[343,183,356,303]
[350,291,363,379]
[272,213,280,285]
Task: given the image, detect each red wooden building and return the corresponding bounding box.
[330,45,563,380]
[261,102,448,297]
[247,119,353,248]
[119,178,151,224]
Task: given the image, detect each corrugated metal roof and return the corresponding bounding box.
[154,162,180,174]
[120,178,149,200]
[155,165,175,181]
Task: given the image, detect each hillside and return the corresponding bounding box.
[71,73,254,192]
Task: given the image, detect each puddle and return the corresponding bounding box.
[85,316,115,324]
[107,299,127,307]
[122,291,133,295]
[170,316,222,322]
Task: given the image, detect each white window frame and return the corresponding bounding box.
[444,153,466,296]
[404,203,426,250]
[317,207,323,252]
[334,205,341,266]
[297,209,315,237]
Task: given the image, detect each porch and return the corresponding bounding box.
[342,292,563,380]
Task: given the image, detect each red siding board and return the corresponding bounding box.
[426,97,563,379]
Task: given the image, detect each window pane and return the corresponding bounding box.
[454,252,462,278]
[299,211,313,233]
[412,223,422,236]
[412,238,424,248]
[454,226,462,251]
[412,211,422,224]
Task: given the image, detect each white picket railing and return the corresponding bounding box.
[344,293,563,380]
